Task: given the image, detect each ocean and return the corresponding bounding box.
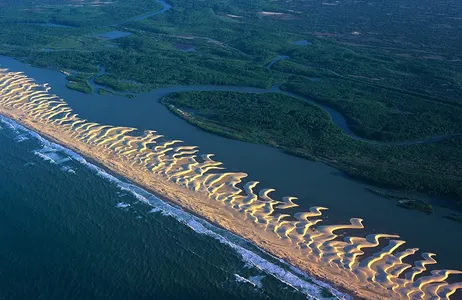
[2,55,462,299]
[0,116,343,299]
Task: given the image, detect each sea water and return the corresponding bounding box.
[0,116,346,299]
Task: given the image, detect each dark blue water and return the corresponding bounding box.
[1,55,461,274]
[131,0,172,21]
[0,116,345,299]
[117,0,172,25]
[266,55,290,69]
[20,22,76,29]
[93,31,133,40]
[84,59,462,146]
[41,23,76,29]
[2,0,461,297]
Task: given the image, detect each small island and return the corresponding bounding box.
[65,74,93,94]
[397,199,433,214]
[366,188,433,214]
[444,214,462,224]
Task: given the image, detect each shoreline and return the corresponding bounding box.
[0,102,388,298]
[162,99,462,207]
[4,54,462,203]
[0,111,356,300]
[1,68,461,299]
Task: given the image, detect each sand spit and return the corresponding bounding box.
[0,69,461,299]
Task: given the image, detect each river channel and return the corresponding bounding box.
[1,56,461,275]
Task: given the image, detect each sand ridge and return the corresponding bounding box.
[1,68,461,299]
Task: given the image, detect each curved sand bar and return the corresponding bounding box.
[1,69,461,299]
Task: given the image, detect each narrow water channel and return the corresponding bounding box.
[1,56,461,273]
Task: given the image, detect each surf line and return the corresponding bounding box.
[0,68,461,299]
[0,114,348,300]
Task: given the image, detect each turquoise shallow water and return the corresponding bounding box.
[0,116,344,300]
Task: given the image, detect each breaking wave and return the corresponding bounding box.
[0,114,348,300]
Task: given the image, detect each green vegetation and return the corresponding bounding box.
[1,0,460,138]
[97,88,135,99]
[65,72,93,82]
[0,0,163,27]
[0,0,461,201]
[64,73,93,94]
[367,188,434,213]
[397,200,433,214]
[281,79,462,142]
[97,88,115,96]
[162,92,462,200]
[66,81,92,94]
[94,75,147,93]
[365,188,408,200]
[445,214,462,224]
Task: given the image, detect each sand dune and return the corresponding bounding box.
[1,69,461,299]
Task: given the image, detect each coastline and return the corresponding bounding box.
[1,92,397,300]
[0,111,357,299]
[0,109,363,300]
[160,91,462,203]
[1,0,461,296]
[4,53,462,203]
[1,67,461,299]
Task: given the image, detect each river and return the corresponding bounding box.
[1,55,461,280]
[88,66,462,147]
[117,0,172,25]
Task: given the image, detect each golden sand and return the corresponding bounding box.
[1,68,461,299]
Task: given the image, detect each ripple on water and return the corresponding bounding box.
[0,115,347,300]
[1,54,462,299]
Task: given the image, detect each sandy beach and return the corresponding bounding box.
[1,69,461,299]
[0,108,376,299]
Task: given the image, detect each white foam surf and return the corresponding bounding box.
[235,274,257,287]
[116,202,131,209]
[61,165,76,174]
[14,134,29,143]
[248,275,265,288]
[0,114,349,300]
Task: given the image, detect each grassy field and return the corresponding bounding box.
[1,0,461,200]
